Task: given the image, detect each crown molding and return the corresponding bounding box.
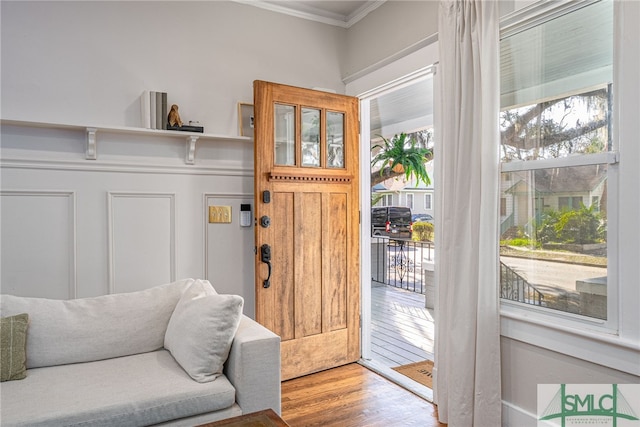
[231,0,386,28]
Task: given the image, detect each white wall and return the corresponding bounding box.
[343,1,438,81]
[0,123,256,313]
[0,1,347,134]
[0,0,346,317]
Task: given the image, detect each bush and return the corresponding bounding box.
[502,237,539,248]
[537,204,604,245]
[413,222,434,242]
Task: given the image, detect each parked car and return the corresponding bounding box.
[371,206,412,238]
[412,213,433,223]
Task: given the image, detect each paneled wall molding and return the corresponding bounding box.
[0,190,77,299]
[1,119,252,164]
[203,192,253,280]
[0,158,253,177]
[107,192,176,294]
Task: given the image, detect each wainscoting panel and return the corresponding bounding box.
[108,192,176,294]
[1,122,254,304]
[0,191,76,299]
[204,193,255,317]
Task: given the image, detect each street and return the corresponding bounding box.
[500,256,607,292]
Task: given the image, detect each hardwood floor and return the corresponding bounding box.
[281,363,446,427]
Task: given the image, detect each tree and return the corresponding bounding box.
[500,88,609,161]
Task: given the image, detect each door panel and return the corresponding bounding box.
[254,81,360,380]
[272,192,295,340]
[324,193,348,332]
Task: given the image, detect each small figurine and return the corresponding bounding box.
[167,104,183,127]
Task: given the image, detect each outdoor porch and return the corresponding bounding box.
[370,284,435,368]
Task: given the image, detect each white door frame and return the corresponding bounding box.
[357,66,437,362]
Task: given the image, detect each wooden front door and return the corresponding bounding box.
[253,81,360,380]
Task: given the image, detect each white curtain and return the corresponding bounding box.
[434,1,502,426]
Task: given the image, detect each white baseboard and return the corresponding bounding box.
[502,400,537,427]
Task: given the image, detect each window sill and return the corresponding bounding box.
[500,303,640,376]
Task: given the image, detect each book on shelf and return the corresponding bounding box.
[161,92,168,130]
[140,90,151,129]
[166,124,204,133]
[150,91,157,129]
[145,91,168,130]
[155,91,162,130]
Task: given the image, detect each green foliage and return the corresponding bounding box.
[537,204,605,244]
[371,193,385,206]
[502,238,539,248]
[371,133,431,186]
[537,210,562,244]
[412,221,434,242]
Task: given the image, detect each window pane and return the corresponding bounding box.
[406,193,414,210]
[301,108,320,167]
[499,165,607,319]
[327,111,344,168]
[500,0,613,109]
[500,1,613,162]
[499,1,613,322]
[275,104,295,166]
[500,88,611,162]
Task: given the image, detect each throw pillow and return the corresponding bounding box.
[164,280,244,383]
[1,313,29,382]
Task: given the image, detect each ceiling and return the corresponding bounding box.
[370,76,434,139]
[235,0,386,27]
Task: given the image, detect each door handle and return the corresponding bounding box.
[260,244,272,288]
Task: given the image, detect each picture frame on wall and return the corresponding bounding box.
[238,103,254,138]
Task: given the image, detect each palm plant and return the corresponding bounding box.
[371,133,431,187]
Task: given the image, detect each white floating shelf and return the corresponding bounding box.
[1,119,253,164]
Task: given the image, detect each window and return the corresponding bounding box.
[406,193,414,210]
[425,194,432,210]
[499,0,614,322]
[378,194,393,207]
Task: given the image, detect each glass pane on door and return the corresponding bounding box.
[302,108,320,167]
[327,111,344,168]
[275,104,295,166]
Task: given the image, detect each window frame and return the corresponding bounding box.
[498,0,639,376]
[425,193,432,210]
[406,193,414,210]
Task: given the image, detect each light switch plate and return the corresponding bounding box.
[209,206,232,223]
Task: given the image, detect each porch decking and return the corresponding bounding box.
[370,284,435,368]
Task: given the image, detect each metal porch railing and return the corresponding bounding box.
[371,236,434,294]
[500,261,545,306]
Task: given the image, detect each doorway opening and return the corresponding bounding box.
[359,68,436,401]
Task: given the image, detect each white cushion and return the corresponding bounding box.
[164,280,243,383]
[0,279,194,368]
[0,349,238,426]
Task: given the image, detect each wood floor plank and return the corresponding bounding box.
[281,363,445,427]
[370,285,435,368]
[370,332,425,356]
